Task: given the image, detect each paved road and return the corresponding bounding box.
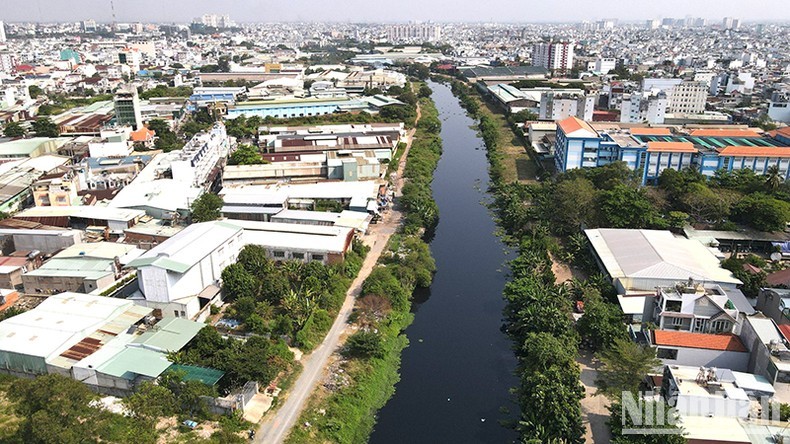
[254,100,421,444]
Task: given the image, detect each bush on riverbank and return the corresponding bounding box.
[449,79,587,443]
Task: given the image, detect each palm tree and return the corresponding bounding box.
[765,165,784,190]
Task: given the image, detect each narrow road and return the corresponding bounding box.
[254,211,399,443]
[254,94,422,444]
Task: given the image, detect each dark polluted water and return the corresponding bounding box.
[369,80,519,444]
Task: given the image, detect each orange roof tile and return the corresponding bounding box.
[652,330,747,352]
[630,127,672,136]
[0,291,19,313]
[718,146,790,158]
[646,141,697,153]
[557,116,596,137]
[689,128,761,138]
[130,127,155,142]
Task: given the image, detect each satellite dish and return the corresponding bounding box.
[771,252,782,261]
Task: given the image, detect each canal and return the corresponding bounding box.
[369,80,519,443]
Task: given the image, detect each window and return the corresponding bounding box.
[711,320,730,333]
[312,254,324,262]
[293,252,305,260]
[671,317,684,326]
[180,311,186,317]
[273,251,285,258]
[657,348,679,360]
[174,310,179,317]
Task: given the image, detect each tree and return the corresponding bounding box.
[597,184,666,229]
[343,330,385,358]
[596,337,660,400]
[517,332,585,443]
[2,122,26,138]
[417,84,432,98]
[765,164,784,190]
[31,117,59,137]
[511,109,539,123]
[680,182,733,224]
[123,381,177,421]
[405,63,430,80]
[190,193,223,223]
[732,193,790,232]
[550,177,597,234]
[8,374,100,443]
[577,290,628,351]
[221,264,258,302]
[228,144,265,165]
[28,85,43,98]
[148,119,181,152]
[608,400,685,444]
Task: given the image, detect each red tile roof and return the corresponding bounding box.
[557,116,596,136]
[630,127,672,136]
[652,330,747,352]
[647,141,697,153]
[779,325,790,343]
[767,268,790,287]
[130,127,155,142]
[718,146,790,158]
[690,129,761,138]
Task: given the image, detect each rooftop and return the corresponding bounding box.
[646,141,697,153]
[128,221,242,273]
[585,228,741,288]
[557,116,598,138]
[652,330,747,352]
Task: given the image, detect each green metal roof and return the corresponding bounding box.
[167,364,224,386]
[98,347,172,379]
[131,317,204,351]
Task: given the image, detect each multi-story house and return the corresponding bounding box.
[654,282,742,334]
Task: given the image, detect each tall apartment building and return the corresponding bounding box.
[540,92,596,121]
[200,14,233,28]
[531,42,574,72]
[171,123,230,188]
[620,92,668,124]
[0,21,6,43]
[722,17,740,30]
[0,52,17,74]
[114,87,143,130]
[668,81,708,114]
[386,24,441,43]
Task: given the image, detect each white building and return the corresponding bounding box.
[0,52,16,74]
[668,81,708,114]
[540,91,596,121]
[171,123,230,188]
[664,365,773,419]
[532,42,574,72]
[594,58,616,75]
[128,221,243,321]
[768,91,790,123]
[585,228,742,296]
[0,21,6,43]
[620,92,669,124]
[386,23,441,43]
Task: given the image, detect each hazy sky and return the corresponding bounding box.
[0,0,788,23]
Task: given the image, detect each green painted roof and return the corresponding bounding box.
[98,347,172,379]
[131,317,204,351]
[167,364,224,386]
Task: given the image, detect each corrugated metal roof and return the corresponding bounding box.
[585,228,741,286]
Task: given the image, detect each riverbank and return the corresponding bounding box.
[448,78,589,442]
[282,89,442,444]
[369,80,518,443]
